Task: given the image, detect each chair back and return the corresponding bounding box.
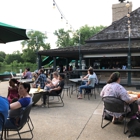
[0,112,5,139]
[18,104,32,128]
[102,96,126,113]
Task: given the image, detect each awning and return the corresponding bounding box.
[83,53,140,58]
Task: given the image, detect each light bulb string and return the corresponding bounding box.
[53,0,75,31]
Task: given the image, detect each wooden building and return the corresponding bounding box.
[38,4,140,85]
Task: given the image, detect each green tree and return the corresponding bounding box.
[73,25,106,45]
[21,48,37,63]
[54,25,106,48]
[21,30,50,52]
[4,53,23,64]
[0,51,6,62]
[54,29,74,48]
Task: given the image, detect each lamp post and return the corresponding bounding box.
[126,1,131,86]
[78,33,82,69]
[35,36,39,69]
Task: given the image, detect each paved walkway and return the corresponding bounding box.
[0,81,140,140]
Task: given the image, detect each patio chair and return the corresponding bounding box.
[62,85,71,98]
[46,89,64,108]
[4,104,34,140]
[84,87,96,100]
[101,96,129,134]
[0,113,5,140]
[32,93,42,106]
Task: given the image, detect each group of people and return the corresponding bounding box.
[0,81,32,130]
[0,68,65,129]
[32,69,65,107]
[2,66,140,129]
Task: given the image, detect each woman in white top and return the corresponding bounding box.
[78,69,95,99]
[44,72,59,90]
[82,67,98,85]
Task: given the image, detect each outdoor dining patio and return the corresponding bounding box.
[0,81,140,140]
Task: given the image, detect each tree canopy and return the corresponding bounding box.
[54,25,106,48]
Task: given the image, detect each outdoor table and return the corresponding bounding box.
[19,79,34,83]
[29,88,46,105]
[69,78,86,94]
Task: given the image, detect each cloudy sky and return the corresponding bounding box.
[0,0,139,54]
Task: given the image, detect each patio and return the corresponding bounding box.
[0,81,140,140]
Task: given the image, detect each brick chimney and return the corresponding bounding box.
[112,1,132,22]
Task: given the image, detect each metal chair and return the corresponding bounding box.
[4,104,34,140]
[84,87,96,100]
[101,96,129,134]
[62,86,71,98]
[0,113,5,140]
[46,90,64,108]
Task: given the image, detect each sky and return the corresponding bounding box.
[0,0,139,54]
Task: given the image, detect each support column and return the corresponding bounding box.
[38,54,42,69]
[53,57,56,72]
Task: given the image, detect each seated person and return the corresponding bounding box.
[0,96,9,130]
[42,73,65,107]
[78,69,95,99]
[7,78,20,104]
[23,68,32,79]
[32,69,47,89]
[44,72,59,90]
[5,82,32,127]
[100,72,138,124]
[8,98,20,126]
[82,67,98,85]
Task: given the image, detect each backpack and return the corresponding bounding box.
[127,117,140,138]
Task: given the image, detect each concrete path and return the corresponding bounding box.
[0,81,140,140]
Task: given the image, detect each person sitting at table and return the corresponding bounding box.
[42,73,65,107]
[23,68,32,79]
[4,82,32,127]
[82,67,98,85]
[32,69,47,89]
[78,68,95,99]
[44,72,59,90]
[7,78,20,104]
[100,72,138,124]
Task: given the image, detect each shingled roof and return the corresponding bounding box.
[86,7,140,42]
[38,7,140,59]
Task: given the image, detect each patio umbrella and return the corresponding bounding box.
[0,22,29,43]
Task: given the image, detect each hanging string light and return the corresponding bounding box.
[53,0,74,30]
[61,15,63,22]
[53,0,55,9]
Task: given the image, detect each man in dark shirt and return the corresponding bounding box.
[42,73,65,107]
